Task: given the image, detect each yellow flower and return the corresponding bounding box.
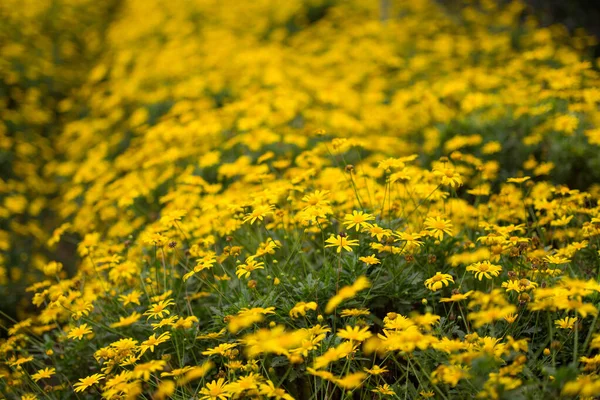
[372,384,395,395]
[555,316,577,329]
[161,366,193,378]
[289,301,317,319]
[431,364,469,387]
[424,216,454,240]
[325,276,371,313]
[243,204,274,224]
[151,315,178,330]
[227,307,275,333]
[139,332,171,355]
[506,176,530,184]
[545,255,570,264]
[159,208,187,227]
[196,328,226,341]
[199,378,230,400]
[469,305,518,328]
[259,380,294,400]
[340,308,370,317]
[550,215,573,227]
[337,325,372,342]
[365,224,391,241]
[119,290,142,306]
[67,323,93,340]
[562,374,600,397]
[31,367,55,382]
[226,373,262,395]
[394,231,424,247]
[313,341,354,369]
[178,362,214,385]
[242,325,308,358]
[504,313,519,323]
[325,234,359,253]
[235,258,265,279]
[359,254,380,265]
[144,299,175,320]
[364,365,388,375]
[424,272,454,292]
[440,291,471,302]
[433,165,462,187]
[133,360,167,381]
[466,261,502,280]
[141,231,168,246]
[8,356,34,367]
[413,313,441,329]
[482,141,502,154]
[202,343,238,357]
[154,380,176,400]
[73,373,105,393]
[110,312,142,328]
[173,316,198,329]
[342,210,375,231]
[42,261,63,276]
[334,371,367,389]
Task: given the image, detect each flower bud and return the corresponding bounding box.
[543,348,550,356]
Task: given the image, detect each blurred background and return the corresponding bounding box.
[1,0,599,329]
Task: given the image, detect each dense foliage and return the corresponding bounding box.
[2,0,600,399]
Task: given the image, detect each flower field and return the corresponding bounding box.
[2,0,600,398]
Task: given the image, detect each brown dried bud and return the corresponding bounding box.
[519,279,530,287]
[518,293,530,304]
[551,340,562,350]
[345,164,354,173]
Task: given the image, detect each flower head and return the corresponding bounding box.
[73,373,105,393]
[424,217,454,240]
[67,324,93,340]
[466,261,502,280]
[424,272,454,292]
[325,234,359,253]
[199,378,230,400]
[343,210,375,231]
